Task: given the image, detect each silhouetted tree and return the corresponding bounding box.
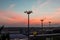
[0,25,4,40]
[0,25,4,32]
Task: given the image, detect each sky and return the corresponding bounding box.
[0,0,60,27]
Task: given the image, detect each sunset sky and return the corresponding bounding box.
[0,0,60,27]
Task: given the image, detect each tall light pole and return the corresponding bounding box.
[49,21,51,27]
[40,19,44,34]
[24,11,32,40]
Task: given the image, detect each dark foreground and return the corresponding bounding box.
[0,26,60,40]
[0,33,60,40]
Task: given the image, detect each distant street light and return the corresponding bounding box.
[41,19,44,27]
[40,19,44,34]
[24,10,32,40]
[49,21,51,27]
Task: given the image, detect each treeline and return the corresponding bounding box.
[0,25,10,40]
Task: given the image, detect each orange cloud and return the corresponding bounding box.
[32,6,60,23]
[0,10,27,25]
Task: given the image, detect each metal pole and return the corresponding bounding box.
[41,20,44,34]
[28,14,29,40]
[24,11,32,40]
[41,20,43,28]
[49,21,51,27]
